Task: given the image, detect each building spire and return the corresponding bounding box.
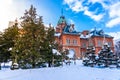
[94,27,96,30]
[61,8,63,16]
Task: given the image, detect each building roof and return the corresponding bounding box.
[57,15,112,38]
[90,28,113,38]
[57,15,80,35]
[63,24,80,35]
[57,16,67,25]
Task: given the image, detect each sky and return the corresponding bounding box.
[0,0,120,40]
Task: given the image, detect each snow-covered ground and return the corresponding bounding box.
[1,60,120,80]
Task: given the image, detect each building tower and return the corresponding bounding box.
[55,14,81,59]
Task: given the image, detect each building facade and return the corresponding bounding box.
[55,15,114,59]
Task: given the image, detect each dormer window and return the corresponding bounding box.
[69,25,74,32]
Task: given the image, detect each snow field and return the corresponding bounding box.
[1,60,120,80]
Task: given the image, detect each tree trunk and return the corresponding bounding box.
[0,63,1,70]
[32,62,35,68]
[48,61,52,67]
[52,56,54,67]
[32,59,35,68]
[32,57,36,68]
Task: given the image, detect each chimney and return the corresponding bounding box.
[82,30,89,37]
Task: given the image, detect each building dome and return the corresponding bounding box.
[57,16,67,25]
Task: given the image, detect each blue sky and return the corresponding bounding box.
[0,0,120,40]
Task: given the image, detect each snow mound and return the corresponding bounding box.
[52,49,61,55]
[67,50,75,58]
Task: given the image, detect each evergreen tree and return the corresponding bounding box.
[115,41,120,58]
[40,25,54,67]
[11,5,61,68]
[46,26,55,67]
[0,32,3,70]
[13,5,46,68]
[0,22,19,69]
[40,24,62,67]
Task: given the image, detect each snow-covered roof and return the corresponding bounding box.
[52,49,61,55]
[80,34,90,39]
[90,28,112,38]
[54,33,61,37]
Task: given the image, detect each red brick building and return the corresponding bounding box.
[55,15,114,59]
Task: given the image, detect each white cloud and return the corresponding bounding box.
[84,9,104,21]
[106,17,120,28]
[71,1,84,12]
[109,2,120,18]
[106,2,120,28]
[64,0,75,4]
[68,19,74,24]
[108,32,120,40]
[64,0,104,21]
[64,0,84,12]
[0,0,30,31]
[64,0,120,28]
[88,0,101,4]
